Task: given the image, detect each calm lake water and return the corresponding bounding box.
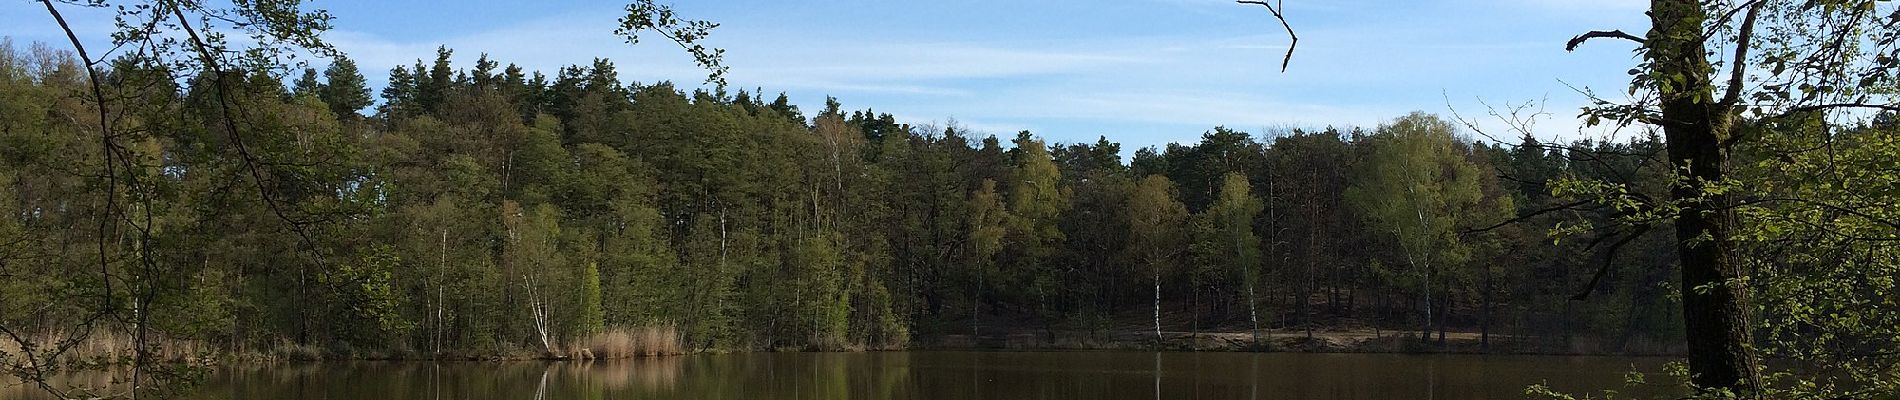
[14,351,1671,399]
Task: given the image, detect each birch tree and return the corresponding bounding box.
[1346,113,1483,341]
[1191,173,1265,342]
[1126,175,1188,343]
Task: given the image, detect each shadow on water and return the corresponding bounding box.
[6,352,1671,399]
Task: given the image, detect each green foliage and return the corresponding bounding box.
[1127,175,1189,282]
[1002,132,1070,315]
[789,236,851,349]
[1347,113,1483,269]
[1345,113,1492,333]
[1731,116,1900,397]
[616,0,728,87]
[292,68,322,97]
[967,178,1009,311]
[1189,173,1263,312]
[0,36,1777,370]
[9,2,1897,398]
[319,245,412,346]
[319,55,373,118]
[1561,0,1900,395]
[578,261,605,336]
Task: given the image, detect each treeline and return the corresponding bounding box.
[0,41,1685,357]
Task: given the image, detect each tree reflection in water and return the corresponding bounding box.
[6,352,1669,400]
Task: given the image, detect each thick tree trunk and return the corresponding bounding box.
[1663,118,1759,391]
[1649,0,1761,392]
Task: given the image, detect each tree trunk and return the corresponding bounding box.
[1435,290,1447,347]
[523,274,553,354]
[1191,278,1200,342]
[437,229,448,356]
[1481,262,1493,351]
[1303,261,1314,340]
[973,276,981,341]
[1154,270,1163,344]
[1248,282,1260,346]
[1305,216,1318,340]
[1649,0,1761,392]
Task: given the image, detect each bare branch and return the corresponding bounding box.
[1237,0,1299,72]
[1574,224,1653,301]
[1721,1,1764,107]
[1565,30,1646,52]
[1775,102,1900,116]
[1462,199,1593,235]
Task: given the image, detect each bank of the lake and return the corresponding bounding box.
[918,327,1684,356]
[240,327,1683,363]
[6,351,1678,400]
[21,326,1672,369]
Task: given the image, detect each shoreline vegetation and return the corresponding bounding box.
[16,323,1679,368]
[6,327,685,365]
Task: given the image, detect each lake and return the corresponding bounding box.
[12,351,1672,399]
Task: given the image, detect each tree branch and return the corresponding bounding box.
[1574,224,1652,301]
[170,6,324,254]
[38,0,120,308]
[1721,0,1764,107]
[1775,102,1900,116]
[1732,197,1900,233]
[1565,30,1646,52]
[1726,100,1900,148]
[1237,0,1299,72]
[1462,199,1593,235]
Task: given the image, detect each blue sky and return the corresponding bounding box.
[2,0,1652,151]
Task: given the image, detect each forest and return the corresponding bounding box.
[8,0,1900,397]
[1,40,1701,357]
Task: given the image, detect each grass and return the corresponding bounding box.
[0,330,224,367]
[575,325,683,359]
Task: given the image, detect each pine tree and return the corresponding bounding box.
[320,55,373,119]
[291,67,323,98]
[419,46,454,113]
[380,65,416,117]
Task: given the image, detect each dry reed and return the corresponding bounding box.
[578,325,683,359]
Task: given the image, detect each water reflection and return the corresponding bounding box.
[6,352,1669,400]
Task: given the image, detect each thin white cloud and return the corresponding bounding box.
[744,78,975,97]
[1022,90,1387,129]
[737,42,1156,82]
[321,10,1164,96]
[38,0,1636,154]
[1515,0,1648,12]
